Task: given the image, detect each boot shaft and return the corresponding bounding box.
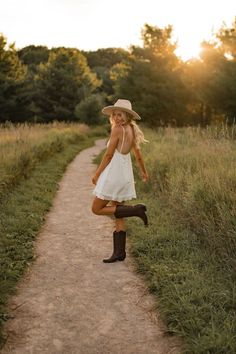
[103,230,126,263]
[114,204,148,226]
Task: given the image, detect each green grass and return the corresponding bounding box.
[127,126,236,353]
[0,123,105,348]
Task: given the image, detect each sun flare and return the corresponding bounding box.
[175,41,202,61]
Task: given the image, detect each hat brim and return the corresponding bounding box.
[102,106,141,120]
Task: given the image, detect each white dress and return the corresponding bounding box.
[92,126,137,202]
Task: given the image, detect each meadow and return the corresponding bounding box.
[128,124,236,353]
[0,122,105,347]
[0,122,235,352]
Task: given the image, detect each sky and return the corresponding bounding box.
[1,0,236,60]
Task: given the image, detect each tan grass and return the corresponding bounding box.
[140,125,236,266]
[0,121,90,198]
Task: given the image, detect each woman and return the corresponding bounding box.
[91,99,149,263]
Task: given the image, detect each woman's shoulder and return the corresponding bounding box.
[111,125,123,135]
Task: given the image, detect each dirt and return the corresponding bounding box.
[1,139,181,354]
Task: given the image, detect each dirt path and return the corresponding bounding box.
[1,139,180,354]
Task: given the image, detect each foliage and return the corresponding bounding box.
[110,24,190,126]
[74,93,106,125]
[83,48,130,98]
[18,45,49,73]
[1,19,236,126]
[33,48,101,122]
[141,23,177,57]
[84,47,130,68]
[0,35,27,122]
[182,19,236,125]
[217,18,236,59]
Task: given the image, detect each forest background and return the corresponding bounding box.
[1,20,236,127]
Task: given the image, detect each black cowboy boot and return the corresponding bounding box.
[116,230,126,261]
[114,204,148,226]
[103,230,126,263]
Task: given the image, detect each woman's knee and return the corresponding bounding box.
[91,197,108,215]
[91,198,104,215]
[91,204,100,215]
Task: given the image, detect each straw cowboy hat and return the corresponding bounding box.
[102,99,141,120]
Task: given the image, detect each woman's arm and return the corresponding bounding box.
[92,126,121,185]
[132,143,149,182]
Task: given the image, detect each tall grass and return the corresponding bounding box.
[128,124,236,353]
[0,121,91,199]
[141,125,236,269]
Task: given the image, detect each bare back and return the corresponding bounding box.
[116,124,134,154]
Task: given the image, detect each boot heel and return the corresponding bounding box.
[144,215,148,226]
[103,231,126,263]
[118,254,126,261]
[136,204,148,226]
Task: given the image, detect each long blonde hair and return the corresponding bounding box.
[130,120,149,148]
[109,111,148,148]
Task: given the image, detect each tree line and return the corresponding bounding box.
[0,19,236,126]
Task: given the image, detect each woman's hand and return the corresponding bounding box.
[141,171,149,182]
[92,173,99,185]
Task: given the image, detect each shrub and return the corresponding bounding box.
[75,94,106,125]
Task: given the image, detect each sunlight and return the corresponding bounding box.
[224,52,234,60]
[175,41,202,61]
[0,0,235,59]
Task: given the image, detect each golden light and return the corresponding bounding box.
[175,41,202,61]
[175,36,201,61]
[0,0,235,63]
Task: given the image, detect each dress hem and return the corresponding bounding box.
[93,191,137,203]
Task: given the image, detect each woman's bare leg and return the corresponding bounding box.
[111,201,126,232]
[91,197,116,215]
[91,198,126,231]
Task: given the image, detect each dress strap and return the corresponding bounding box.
[119,126,125,153]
